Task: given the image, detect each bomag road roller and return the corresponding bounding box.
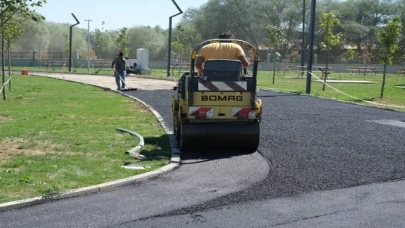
[171,39,262,153]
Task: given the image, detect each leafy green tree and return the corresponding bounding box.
[173,21,201,60]
[0,0,46,101]
[2,14,27,89]
[361,51,373,77]
[125,26,166,60]
[171,40,183,56]
[116,27,130,56]
[344,49,358,64]
[378,15,402,98]
[319,12,341,91]
[0,0,46,27]
[267,25,286,84]
[92,29,111,59]
[63,32,69,57]
[16,20,49,52]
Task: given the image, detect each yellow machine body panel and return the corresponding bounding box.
[178,91,262,120]
[192,91,251,106]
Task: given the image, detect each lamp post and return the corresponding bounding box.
[84,19,92,73]
[306,0,316,94]
[177,25,184,76]
[301,0,306,67]
[1,6,5,100]
[167,0,183,77]
[69,13,80,72]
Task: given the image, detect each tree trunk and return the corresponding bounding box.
[7,43,11,91]
[380,58,387,98]
[322,49,330,91]
[272,59,276,84]
[283,63,286,76]
[364,61,368,77]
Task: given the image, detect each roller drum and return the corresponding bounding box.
[179,121,260,153]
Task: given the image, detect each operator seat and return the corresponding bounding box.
[202,59,242,81]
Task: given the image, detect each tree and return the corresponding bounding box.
[343,49,358,64]
[267,25,286,84]
[361,51,374,77]
[116,27,130,56]
[0,0,46,27]
[172,21,201,60]
[2,14,27,91]
[16,20,49,52]
[171,40,183,59]
[0,0,46,101]
[319,12,341,91]
[63,32,69,57]
[378,15,402,98]
[126,26,167,60]
[80,48,97,60]
[92,29,111,59]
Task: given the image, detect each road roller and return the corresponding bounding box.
[171,39,262,153]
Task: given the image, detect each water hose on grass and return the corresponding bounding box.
[0,74,11,94]
[116,128,146,160]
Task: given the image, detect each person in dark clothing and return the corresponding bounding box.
[111,51,127,90]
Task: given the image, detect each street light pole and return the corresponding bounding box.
[1,7,5,101]
[306,0,317,94]
[301,0,306,67]
[84,19,92,73]
[69,13,80,72]
[167,0,183,77]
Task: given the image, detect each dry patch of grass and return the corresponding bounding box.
[0,115,12,122]
[0,138,46,165]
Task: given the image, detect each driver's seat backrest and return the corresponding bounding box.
[202,59,242,81]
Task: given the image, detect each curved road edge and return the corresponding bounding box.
[0,74,181,213]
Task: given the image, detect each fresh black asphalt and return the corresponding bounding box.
[129,89,405,197]
[1,89,404,227]
[122,89,405,224]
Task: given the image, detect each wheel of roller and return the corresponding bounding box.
[171,100,181,142]
[179,122,187,152]
[175,110,182,142]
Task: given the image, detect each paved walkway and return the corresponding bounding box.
[29,72,177,90]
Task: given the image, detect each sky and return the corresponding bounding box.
[34,0,208,31]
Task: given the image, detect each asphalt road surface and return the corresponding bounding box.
[1,88,405,228]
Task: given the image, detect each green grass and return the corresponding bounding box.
[258,71,405,111]
[0,75,171,204]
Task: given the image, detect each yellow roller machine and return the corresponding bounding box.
[172,39,262,152]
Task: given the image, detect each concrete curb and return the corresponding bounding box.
[0,74,181,213]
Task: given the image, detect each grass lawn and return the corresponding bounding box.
[257,71,405,111]
[0,75,171,204]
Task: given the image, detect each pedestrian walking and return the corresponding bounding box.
[111,51,127,90]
